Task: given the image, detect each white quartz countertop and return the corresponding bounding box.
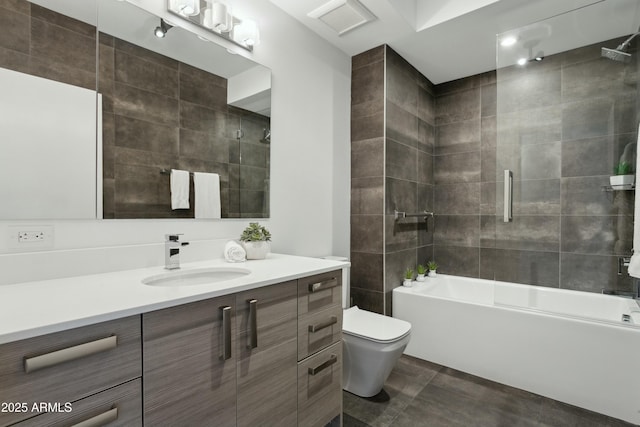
[0,253,349,344]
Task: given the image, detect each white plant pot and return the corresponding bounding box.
[609,174,635,188]
[428,270,437,277]
[403,279,413,287]
[241,241,270,260]
[416,274,426,282]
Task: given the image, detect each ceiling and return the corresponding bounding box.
[269,0,640,84]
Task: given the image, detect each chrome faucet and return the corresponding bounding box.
[165,234,189,270]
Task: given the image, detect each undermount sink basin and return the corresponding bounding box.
[142,267,251,287]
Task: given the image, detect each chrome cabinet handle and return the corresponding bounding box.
[247,299,258,349]
[308,316,337,333]
[71,407,118,427]
[308,354,338,376]
[220,306,232,360]
[308,278,338,293]
[24,335,117,374]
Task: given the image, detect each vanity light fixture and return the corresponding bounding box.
[169,0,200,17]
[233,19,260,47]
[154,18,173,38]
[167,0,259,51]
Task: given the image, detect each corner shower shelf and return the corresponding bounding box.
[601,184,635,192]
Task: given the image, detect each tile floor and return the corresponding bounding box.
[343,355,637,427]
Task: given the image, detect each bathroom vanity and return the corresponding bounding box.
[0,255,346,427]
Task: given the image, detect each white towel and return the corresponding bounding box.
[629,124,640,278]
[194,172,221,219]
[170,169,190,210]
[224,240,246,263]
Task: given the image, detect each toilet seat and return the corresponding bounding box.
[343,306,411,343]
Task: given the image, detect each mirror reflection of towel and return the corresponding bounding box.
[194,172,221,219]
[170,169,190,210]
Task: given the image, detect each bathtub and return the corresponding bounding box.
[392,274,640,424]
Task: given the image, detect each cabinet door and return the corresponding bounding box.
[143,295,236,426]
[18,378,141,427]
[298,342,342,427]
[236,281,298,427]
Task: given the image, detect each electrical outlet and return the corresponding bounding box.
[8,225,54,251]
[18,231,45,242]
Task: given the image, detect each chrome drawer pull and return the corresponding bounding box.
[308,316,337,333]
[248,299,258,349]
[308,354,338,376]
[308,278,338,293]
[24,335,117,374]
[220,306,232,360]
[71,407,118,427]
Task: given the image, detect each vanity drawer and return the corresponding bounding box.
[17,378,141,427]
[297,342,342,427]
[0,316,141,426]
[298,304,342,361]
[298,270,342,317]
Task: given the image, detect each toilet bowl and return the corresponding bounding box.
[342,306,411,397]
[323,256,412,398]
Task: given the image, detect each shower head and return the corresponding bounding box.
[601,46,632,63]
[601,28,640,63]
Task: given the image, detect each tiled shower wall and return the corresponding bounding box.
[435,39,636,293]
[351,40,637,315]
[351,46,435,315]
[99,35,270,219]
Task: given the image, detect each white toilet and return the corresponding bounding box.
[327,258,411,398]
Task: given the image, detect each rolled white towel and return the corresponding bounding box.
[224,240,246,263]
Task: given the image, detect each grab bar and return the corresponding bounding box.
[504,170,513,223]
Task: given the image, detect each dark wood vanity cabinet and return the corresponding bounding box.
[143,280,300,427]
[142,294,237,426]
[297,270,344,427]
[0,316,142,427]
[2,270,344,427]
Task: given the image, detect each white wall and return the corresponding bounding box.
[0,0,351,283]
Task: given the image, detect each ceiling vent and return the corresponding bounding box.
[307,0,377,36]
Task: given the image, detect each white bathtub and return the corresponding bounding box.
[392,274,640,424]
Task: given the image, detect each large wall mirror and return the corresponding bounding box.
[0,0,271,220]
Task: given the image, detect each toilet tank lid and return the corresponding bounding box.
[343,306,411,343]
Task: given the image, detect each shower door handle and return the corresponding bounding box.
[504,170,513,223]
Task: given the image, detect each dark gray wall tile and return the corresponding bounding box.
[418,119,435,153]
[386,215,418,253]
[115,115,179,154]
[352,45,384,71]
[436,87,480,126]
[351,138,384,178]
[434,215,480,247]
[434,245,479,278]
[495,216,560,252]
[351,60,384,117]
[418,151,434,184]
[387,101,419,147]
[352,112,384,141]
[497,68,561,113]
[496,140,561,181]
[349,287,384,315]
[561,216,633,255]
[481,248,560,287]
[386,177,417,214]
[436,119,481,155]
[114,50,179,98]
[351,215,384,253]
[562,94,636,141]
[385,248,418,290]
[560,253,629,293]
[351,177,383,215]
[387,60,418,115]
[386,139,418,181]
[495,179,561,216]
[350,252,384,293]
[434,152,481,184]
[0,5,29,54]
[562,133,636,177]
[561,176,634,216]
[419,87,435,124]
[497,105,562,146]
[435,183,480,215]
[481,83,496,117]
[562,56,632,103]
[480,183,496,216]
[480,215,496,248]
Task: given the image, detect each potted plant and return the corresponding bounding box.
[610,161,635,188]
[427,260,438,277]
[416,264,427,282]
[403,268,414,287]
[240,222,271,259]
